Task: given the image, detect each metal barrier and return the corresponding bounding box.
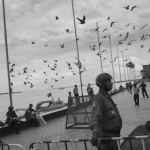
[29,135,150,150]
[0,143,26,150]
[29,139,97,150]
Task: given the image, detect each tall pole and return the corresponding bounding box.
[71,0,84,97]
[108,35,116,90]
[121,51,126,84]
[2,0,13,106]
[96,22,103,73]
[126,55,129,82]
[116,45,122,85]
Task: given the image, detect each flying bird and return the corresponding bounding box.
[45,44,48,47]
[102,29,108,32]
[131,6,140,11]
[77,15,86,24]
[43,60,47,63]
[111,21,116,27]
[107,16,110,20]
[141,24,147,29]
[124,5,130,10]
[125,23,131,27]
[31,41,35,44]
[55,16,59,20]
[65,29,69,33]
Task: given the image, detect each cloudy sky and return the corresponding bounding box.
[0,0,150,93]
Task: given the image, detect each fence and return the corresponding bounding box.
[0,143,26,150]
[29,135,150,150]
[65,95,93,129]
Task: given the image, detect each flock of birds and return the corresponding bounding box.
[9,4,150,91]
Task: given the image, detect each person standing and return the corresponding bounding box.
[87,83,91,95]
[90,73,122,150]
[128,82,133,93]
[139,80,149,98]
[68,91,73,107]
[73,85,80,104]
[133,84,140,106]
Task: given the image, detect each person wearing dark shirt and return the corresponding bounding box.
[139,80,149,98]
[25,104,39,127]
[90,73,122,150]
[6,106,23,134]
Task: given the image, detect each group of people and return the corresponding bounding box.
[5,104,40,134]
[68,83,94,106]
[125,80,149,106]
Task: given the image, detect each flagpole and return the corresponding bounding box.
[126,55,129,82]
[71,0,84,97]
[121,51,126,84]
[116,45,122,85]
[2,0,13,106]
[96,22,103,73]
[108,35,116,90]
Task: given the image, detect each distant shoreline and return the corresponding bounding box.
[0,91,22,95]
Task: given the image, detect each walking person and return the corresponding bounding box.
[128,82,133,93]
[90,73,122,150]
[87,83,94,100]
[139,80,149,98]
[73,85,80,104]
[133,84,140,106]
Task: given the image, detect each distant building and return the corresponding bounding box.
[142,64,150,81]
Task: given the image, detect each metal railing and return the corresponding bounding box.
[29,135,150,150]
[0,143,26,150]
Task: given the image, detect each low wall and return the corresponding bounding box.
[0,107,67,137]
[0,90,120,137]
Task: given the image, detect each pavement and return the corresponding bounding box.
[1,82,150,150]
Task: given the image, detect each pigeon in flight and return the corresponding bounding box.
[141,24,147,29]
[131,6,140,11]
[111,21,116,27]
[31,41,35,44]
[124,5,130,10]
[77,15,86,24]
[107,16,110,20]
[55,16,59,20]
[65,29,69,33]
[43,60,47,63]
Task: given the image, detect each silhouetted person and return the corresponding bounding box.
[128,82,133,93]
[133,84,140,106]
[73,85,80,104]
[139,80,149,98]
[25,104,39,127]
[68,92,73,107]
[6,106,23,134]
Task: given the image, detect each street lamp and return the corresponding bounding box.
[108,35,116,90]
[71,0,84,97]
[96,22,103,73]
[120,51,126,84]
[116,45,122,85]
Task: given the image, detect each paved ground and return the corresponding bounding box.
[1,82,150,150]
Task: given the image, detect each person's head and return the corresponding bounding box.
[96,73,113,91]
[75,85,77,88]
[29,104,33,108]
[68,91,71,95]
[88,83,90,86]
[8,106,14,111]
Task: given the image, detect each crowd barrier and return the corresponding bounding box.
[0,143,26,150]
[29,135,150,150]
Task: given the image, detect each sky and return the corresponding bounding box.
[0,0,150,93]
